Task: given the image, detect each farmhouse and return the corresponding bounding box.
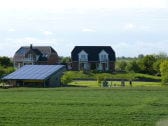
[13,44,59,69]
[71,46,116,71]
[2,65,66,87]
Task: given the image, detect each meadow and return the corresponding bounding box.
[0,87,168,126]
[70,80,162,87]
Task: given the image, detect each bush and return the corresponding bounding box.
[96,74,109,87]
[61,72,73,85]
[160,60,168,84]
[96,75,104,85]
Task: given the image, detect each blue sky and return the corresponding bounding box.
[0,0,168,57]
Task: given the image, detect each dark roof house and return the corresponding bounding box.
[13,44,59,69]
[3,65,66,87]
[71,46,116,71]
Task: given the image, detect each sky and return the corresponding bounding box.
[0,0,168,57]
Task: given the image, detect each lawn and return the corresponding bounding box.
[0,87,168,126]
[70,80,162,87]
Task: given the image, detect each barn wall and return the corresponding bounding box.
[48,67,66,87]
[8,80,16,86]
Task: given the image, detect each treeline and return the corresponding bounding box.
[0,56,14,78]
[116,53,168,84]
[116,53,168,75]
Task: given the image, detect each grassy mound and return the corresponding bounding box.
[66,71,161,81]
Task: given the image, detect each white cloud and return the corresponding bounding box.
[42,31,53,36]
[4,37,52,46]
[124,23,136,31]
[123,23,151,32]
[82,28,96,32]
[113,40,168,57]
[0,0,168,57]
[1,37,72,57]
[139,25,151,31]
[0,0,167,11]
[8,28,16,32]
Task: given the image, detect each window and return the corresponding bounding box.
[28,54,33,60]
[101,55,106,59]
[99,50,108,62]
[101,55,107,61]
[81,55,86,59]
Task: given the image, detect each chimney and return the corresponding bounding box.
[30,44,33,49]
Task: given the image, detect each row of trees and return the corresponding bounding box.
[116,53,168,75]
[116,53,168,84]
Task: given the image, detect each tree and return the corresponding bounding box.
[117,61,127,71]
[153,52,168,75]
[155,52,168,59]
[126,60,141,73]
[59,56,71,64]
[153,59,163,75]
[160,60,168,84]
[140,55,157,75]
[138,54,144,59]
[0,56,13,67]
[0,66,5,77]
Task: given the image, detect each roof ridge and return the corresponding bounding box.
[22,46,51,47]
[75,45,111,47]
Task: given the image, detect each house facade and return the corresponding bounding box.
[13,45,59,69]
[71,46,116,71]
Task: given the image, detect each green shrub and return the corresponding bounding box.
[62,71,161,82]
[61,72,73,85]
[96,75,104,86]
[160,60,168,84]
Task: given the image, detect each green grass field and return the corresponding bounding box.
[70,81,162,87]
[0,87,168,126]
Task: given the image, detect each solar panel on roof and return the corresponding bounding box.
[3,65,65,80]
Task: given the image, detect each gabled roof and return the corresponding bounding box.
[3,65,65,80]
[14,46,58,61]
[26,48,42,56]
[71,46,116,61]
[27,46,57,55]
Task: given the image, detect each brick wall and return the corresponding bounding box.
[48,53,59,65]
[109,61,115,72]
[72,62,78,70]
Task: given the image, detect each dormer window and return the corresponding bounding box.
[99,50,108,62]
[78,50,88,61]
[101,55,107,60]
[81,55,86,59]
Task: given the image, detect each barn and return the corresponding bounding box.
[2,65,66,87]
